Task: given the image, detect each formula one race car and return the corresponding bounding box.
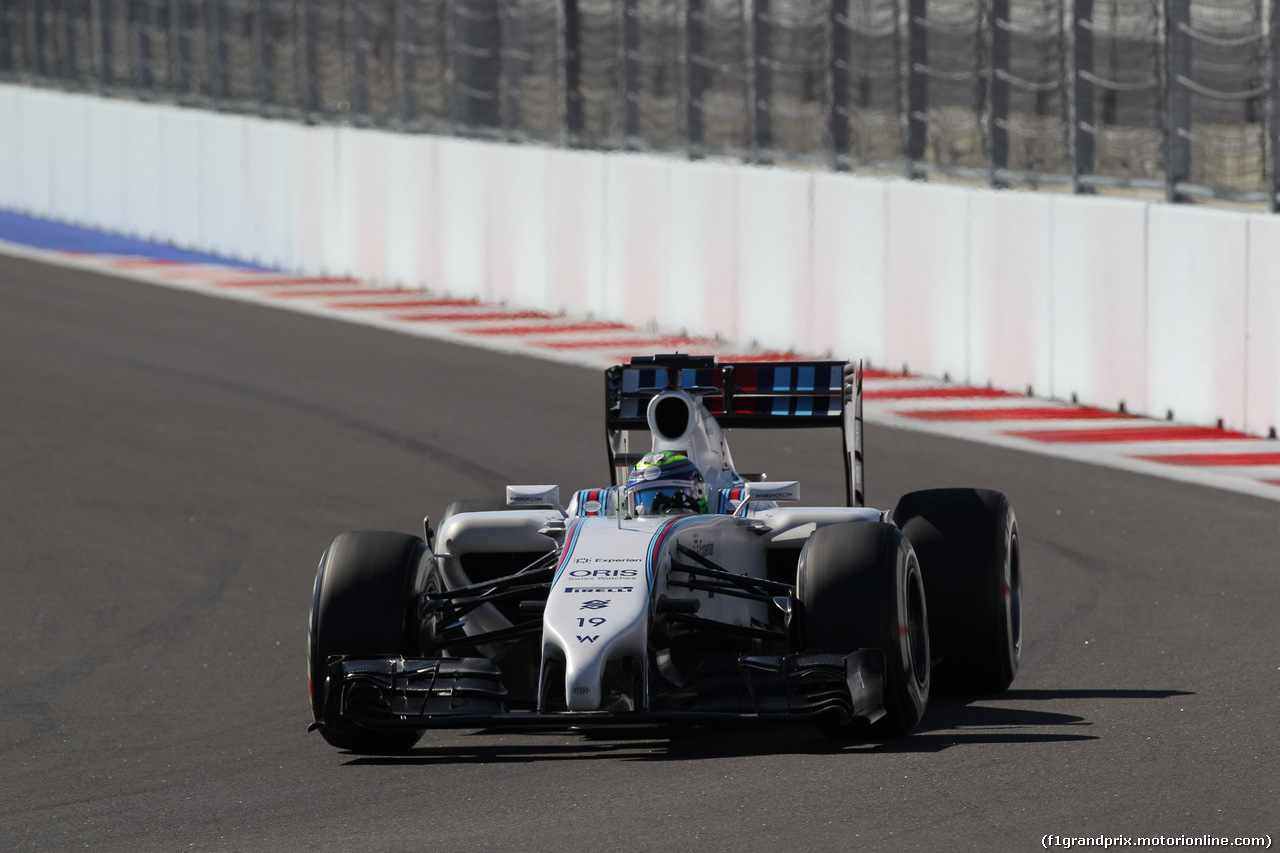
[308,354,1022,752]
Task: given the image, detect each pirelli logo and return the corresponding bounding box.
[564,586,634,594]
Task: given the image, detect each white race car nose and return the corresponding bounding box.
[541,519,654,711]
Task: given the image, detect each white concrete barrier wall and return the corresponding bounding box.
[2,83,1277,437]
[736,167,811,353]
[486,143,549,309]
[969,190,1053,396]
[666,159,738,343]
[1147,205,1250,430]
[883,181,973,381]
[0,91,17,209]
[17,90,53,214]
[1247,217,1280,438]
[604,153,667,328]
[546,148,608,318]
[1047,196,1150,416]
[86,98,127,232]
[48,94,88,226]
[121,101,165,243]
[196,111,239,260]
[810,174,889,369]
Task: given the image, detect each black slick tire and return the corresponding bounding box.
[797,521,930,738]
[308,530,432,753]
[892,488,1021,694]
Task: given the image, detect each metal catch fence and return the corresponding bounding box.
[2,0,1278,208]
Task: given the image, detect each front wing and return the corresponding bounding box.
[311,650,886,734]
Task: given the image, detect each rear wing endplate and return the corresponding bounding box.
[604,354,865,506]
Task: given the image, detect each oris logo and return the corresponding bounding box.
[569,569,639,578]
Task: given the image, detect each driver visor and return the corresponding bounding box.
[630,484,697,516]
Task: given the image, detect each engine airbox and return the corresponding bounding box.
[647,391,695,445]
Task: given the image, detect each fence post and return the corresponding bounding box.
[96,0,109,87]
[31,0,45,77]
[170,0,188,97]
[0,0,9,74]
[256,0,273,109]
[828,0,850,167]
[397,0,414,127]
[563,0,582,143]
[1071,0,1094,191]
[137,0,153,94]
[905,0,928,172]
[453,0,502,129]
[684,0,706,155]
[137,0,150,93]
[751,0,773,160]
[619,0,639,145]
[1165,0,1190,202]
[351,1,369,122]
[1269,0,1279,211]
[987,0,1009,185]
[61,0,76,82]
[212,0,229,101]
[499,1,519,138]
[301,0,318,117]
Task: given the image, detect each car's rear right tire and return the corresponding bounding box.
[892,488,1021,694]
[797,521,930,739]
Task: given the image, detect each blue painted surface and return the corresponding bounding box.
[0,209,270,270]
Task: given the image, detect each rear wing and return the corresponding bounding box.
[604,354,865,507]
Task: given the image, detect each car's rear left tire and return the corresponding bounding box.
[309,530,432,753]
[797,521,930,739]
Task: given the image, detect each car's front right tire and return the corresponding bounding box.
[309,530,432,753]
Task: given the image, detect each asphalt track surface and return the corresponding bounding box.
[2,253,1277,851]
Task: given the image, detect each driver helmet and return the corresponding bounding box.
[625,451,709,516]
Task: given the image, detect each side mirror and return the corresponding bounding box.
[734,480,800,516]
[506,485,567,518]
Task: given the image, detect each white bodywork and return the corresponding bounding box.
[541,518,654,711]
[644,390,739,492]
[431,359,876,714]
[539,508,880,711]
[435,502,880,712]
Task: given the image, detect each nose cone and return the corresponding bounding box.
[541,519,657,712]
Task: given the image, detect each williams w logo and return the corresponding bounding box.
[576,635,600,643]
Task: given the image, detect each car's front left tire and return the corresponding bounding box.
[797,521,930,739]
